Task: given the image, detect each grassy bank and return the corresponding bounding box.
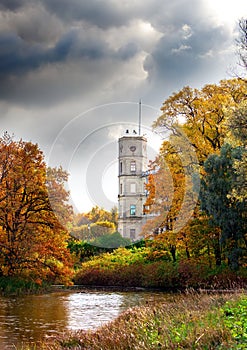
[0,276,50,296]
[22,292,246,349]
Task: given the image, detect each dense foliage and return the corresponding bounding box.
[200,144,247,270]
[142,78,247,271]
[70,206,118,241]
[73,246,247,290]
[0,133,73,285]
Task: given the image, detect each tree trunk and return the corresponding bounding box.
[170,245,176,262]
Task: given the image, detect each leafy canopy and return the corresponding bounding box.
[0,133,73,284]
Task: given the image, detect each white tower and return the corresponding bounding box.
[118,130,147,241]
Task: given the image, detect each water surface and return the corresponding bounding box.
[0,290,170,349]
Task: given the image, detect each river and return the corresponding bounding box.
[0,289,171,349]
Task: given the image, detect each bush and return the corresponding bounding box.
[203,265,247,290]
[91,232,131,248]
[0,276,47,296]
[73,246,247,290]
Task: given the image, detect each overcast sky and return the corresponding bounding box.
[0,0,246,213]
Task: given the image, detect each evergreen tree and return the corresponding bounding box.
[200,144,247,269]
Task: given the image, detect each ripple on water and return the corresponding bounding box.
[0,290,170,349]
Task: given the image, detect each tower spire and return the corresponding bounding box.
[138,99,142,136]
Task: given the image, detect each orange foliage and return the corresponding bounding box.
[0,134,73,284]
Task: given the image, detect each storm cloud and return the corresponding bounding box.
[0,0,240,104]
[0,0,30,11]
[0,0,246,210]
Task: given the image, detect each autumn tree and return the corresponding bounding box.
[85,205,117,224]
[46,166,72,227]
[0,134,73,283]
[70,221,115,241]
[70,205,118,241]
[183,214,222,266]
[143,173,156,214]
[142,136,199,262]
[143,79,246,263]
[153,79,246,165]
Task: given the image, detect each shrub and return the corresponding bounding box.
[0,276,48,296]
[73,246,247,290]
[91,232,131,248]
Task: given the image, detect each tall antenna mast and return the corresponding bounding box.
[138,99,142,136]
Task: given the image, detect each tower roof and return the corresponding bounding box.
[119,129,147,142]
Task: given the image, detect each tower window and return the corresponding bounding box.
[130,161,136,172]
[120,162,123,174]
[120,183,123,194]
[130,183,136,193]
[130,229,136,240]
[130,205,136,216]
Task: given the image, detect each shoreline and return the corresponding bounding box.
[51,284,247,294]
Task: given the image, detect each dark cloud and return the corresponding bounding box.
[0,0,241,109]
[0,33,45,75]
[0,0,232,96]
[0,0,243,212]
[143,18,233,92]
[0,18,140,105]
[40,0,163,29]
[41,0,131,28]
[0,30,108,77]
[4,4,64,45]
[0,0,29,11]
[143,0,234,88]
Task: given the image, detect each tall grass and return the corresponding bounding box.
[20,292,246,350]
[0,276,49,296]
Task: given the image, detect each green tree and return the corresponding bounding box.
[200,144,247,270]
[227,101,247,202]
[92,232,131,249]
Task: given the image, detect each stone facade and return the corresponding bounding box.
[117,131,148,241]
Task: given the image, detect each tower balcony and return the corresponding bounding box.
[118,193,146,198]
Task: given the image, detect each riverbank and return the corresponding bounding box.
[0,276,51,296]
[74,259,247,291]
[22,291,246,350]
[51,283,247,295]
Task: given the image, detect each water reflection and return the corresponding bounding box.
[0,290,170,349]
[0,293,68,349]
[65,292,124,330]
